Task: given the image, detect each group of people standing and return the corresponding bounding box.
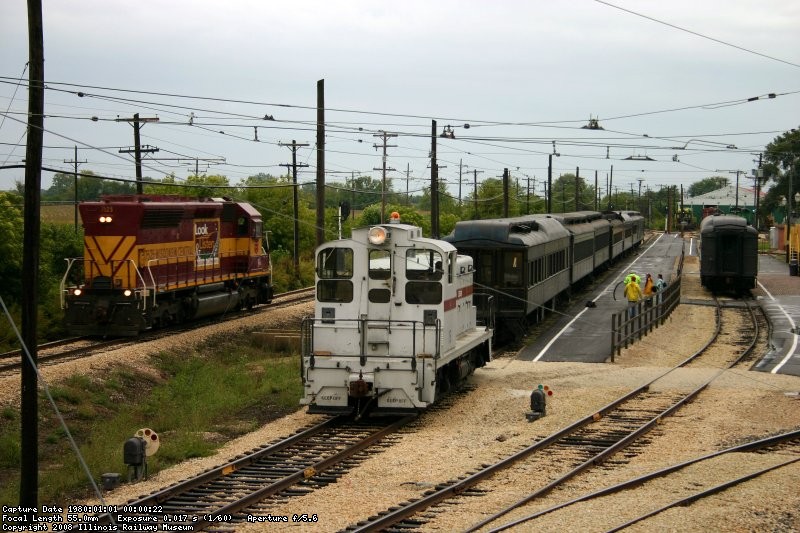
[624,272,666,318]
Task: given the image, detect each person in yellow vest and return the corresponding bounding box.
[624,276,642,318]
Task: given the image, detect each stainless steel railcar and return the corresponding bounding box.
[546,212,612,285]
[699,214,758,293]
[300,217,493,416]
[444,210,643,339]
[620,210,645,252]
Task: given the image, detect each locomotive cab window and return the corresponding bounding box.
[405,248,443,305]
[317,247,353,279]
[317,247,354,303]
[237,216,248,237]
[406,248,444,281]
[317,280,353,303]
[251,220,262,240]
[369,249,391,279]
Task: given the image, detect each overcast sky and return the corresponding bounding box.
[1,0,798,200]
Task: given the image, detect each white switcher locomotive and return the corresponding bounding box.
[300,214,493,417]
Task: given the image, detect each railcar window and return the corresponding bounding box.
[369,249,391,279]
[406,248,443,281]
[502,251,523,286]
[575,239,593,261]
[317,247,353,279]
[477,251,493,284]
[405,281,442,304]
[317,280,353,302]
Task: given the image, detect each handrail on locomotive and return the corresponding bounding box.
[61,247,263,311]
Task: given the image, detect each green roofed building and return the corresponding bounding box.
[683,185,763,226]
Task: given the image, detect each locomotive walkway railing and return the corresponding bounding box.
[610,243,685,360]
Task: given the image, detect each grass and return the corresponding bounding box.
[0,330,303,506]
[41,204,78,225]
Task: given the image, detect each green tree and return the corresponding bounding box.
[0,193,24,306]
[143,174,233,198]
[42,170,136,202]
[550,174,596,213]
[356,204,429,235]
[687,176,730,197]
[760,128,800,224]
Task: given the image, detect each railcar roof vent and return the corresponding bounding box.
[511,221,538,233]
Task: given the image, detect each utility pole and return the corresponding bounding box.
[116,113,159,194]
[526,175,536,214]
[316,79,325,246]
[280,140,309,280]
[21,0,44,508]
[406,163,411,204]
[64,146,86,233]
[594,170,598,210]
[373,131,397,223]
[502,168,510,217]
[609,165,614,210]
[547,155,553,213]
[755,153,763,229]
[458,159,465,206]
[472,168,483,219]
[430,120,439,237]
[637,178,644,213]
[575,167,580,211]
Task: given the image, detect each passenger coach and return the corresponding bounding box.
[444,215,571,339]
[699,214,758,293]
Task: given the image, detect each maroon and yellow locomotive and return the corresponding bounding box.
[62,195,273,336]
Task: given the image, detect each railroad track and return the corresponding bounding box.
[96,415,414,530]
[0,287,314,375]
[91,385,474,531]
[496,430,800,532]
[343,297,764,532]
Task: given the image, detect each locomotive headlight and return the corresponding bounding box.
[73,289,82,296]
[368,226,387,245]
[99,216,113,223]
[123,289,132,297]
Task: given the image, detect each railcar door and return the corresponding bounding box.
[367,248,392,321]
[719,234,740,274]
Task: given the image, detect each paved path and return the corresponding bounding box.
[519,232,685,363]
[519,233,800,378]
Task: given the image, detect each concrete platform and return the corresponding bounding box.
[517,233,800,378]
[519,232,685,363]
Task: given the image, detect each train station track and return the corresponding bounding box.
[342,298,765,532]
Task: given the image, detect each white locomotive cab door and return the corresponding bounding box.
[367,249,395,326]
